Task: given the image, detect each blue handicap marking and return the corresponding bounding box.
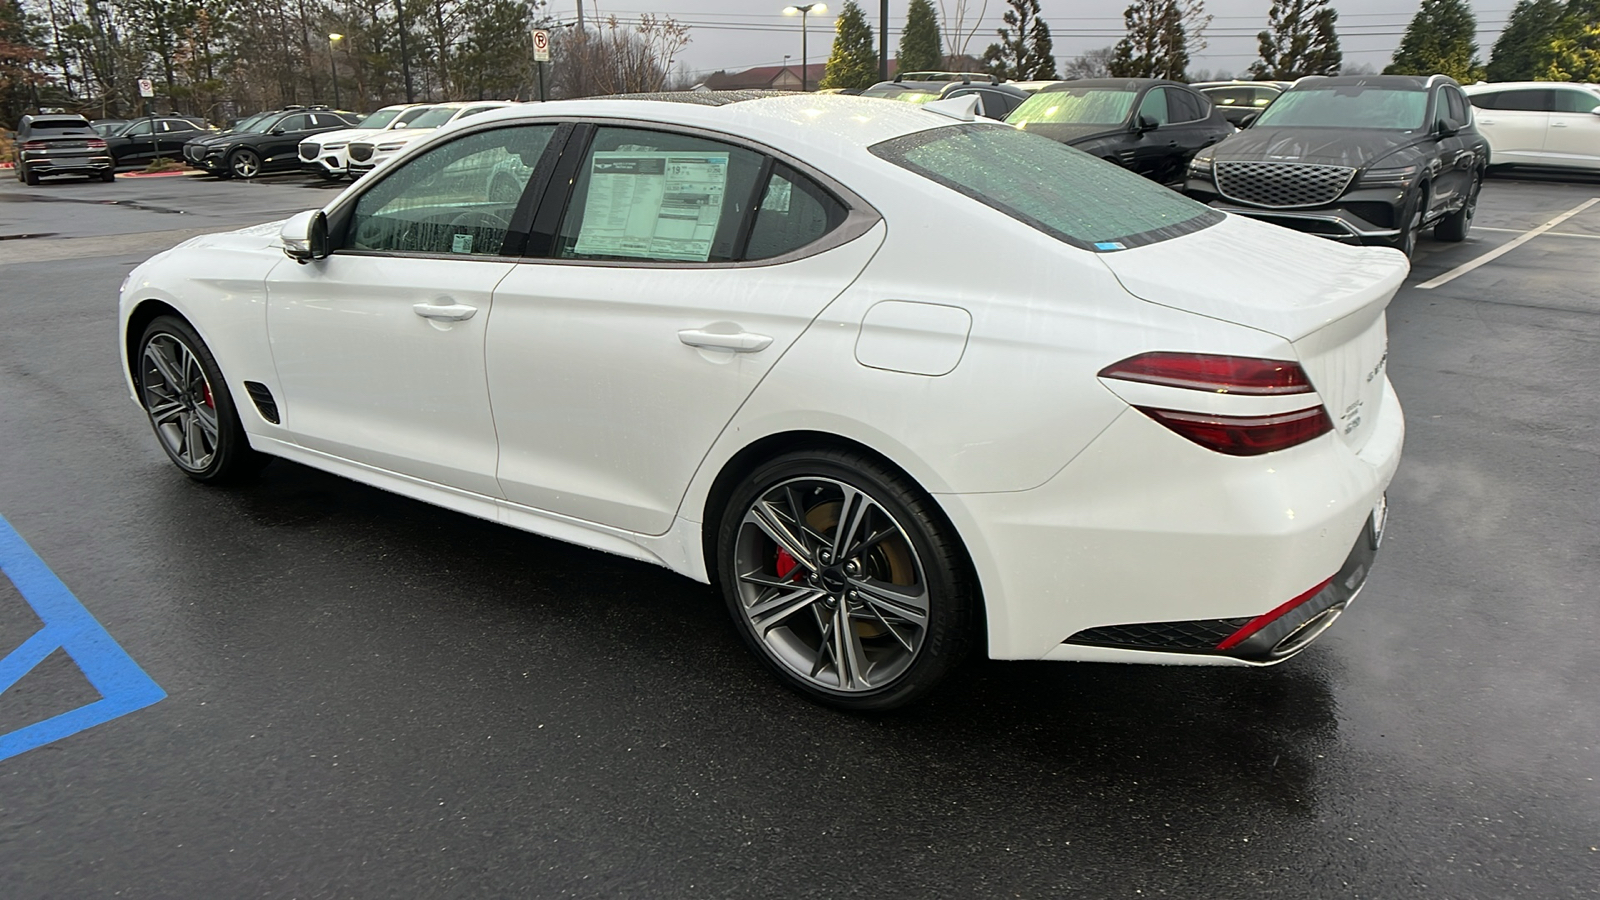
[0,514,165,761]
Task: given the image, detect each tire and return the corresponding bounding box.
[228,148,261,179]
[24,164,39,186]
[1389,183,1427,257]
[101,170,115,183]
[136,315,267,484]
[1434,172,1480,242]
[716,449,976,711]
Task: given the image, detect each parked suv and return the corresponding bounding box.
[860,75,1030,120]
[1007,78,1234,186]
[1464,81,1600,173]
[12,114,114,184]
[104,115,210,168]
[182,106,360,179]
[346,101,515,176]
[1192,80,1291,127]
[1185,74,1489,255]
[299,103,436,181]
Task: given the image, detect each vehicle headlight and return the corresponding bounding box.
[1189,154,1215,177]
[1360,165,1417,187]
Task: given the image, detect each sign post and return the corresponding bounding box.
[532,29,550,103]
[138,79,158,164]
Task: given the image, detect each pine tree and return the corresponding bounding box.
[1109,0,1209,80]
[982,0,1058,79]
[820,1,878,90]
[1384,0,1481,82]
[1546,21,1600,81]
[898,0,942,73]
[1248,0,1342,79]
[1486,0,1565,81]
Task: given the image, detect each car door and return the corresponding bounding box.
[1544,88,1600,167]
[1127,87,1174,179]
[258,113,310,169]
[485,123,885,534]
[118,119,157,165]
[1470,89,1550,165]
[1429,86,1472,216]
[1164,88,1222,183]
[152,118,195,162]
[264,123,561,496]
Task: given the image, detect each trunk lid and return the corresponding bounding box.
[1098,214,1405,453]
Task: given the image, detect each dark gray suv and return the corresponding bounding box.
[13,114,115,184]
[1184,75,1490,255]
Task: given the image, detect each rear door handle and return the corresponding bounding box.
[412,302,477,321]
[678,328,773,353]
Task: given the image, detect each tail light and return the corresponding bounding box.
[22,140,46,150]
[86,138,108,149]
[1102,352,1332,455]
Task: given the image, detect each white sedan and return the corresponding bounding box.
[118,93,1405,710]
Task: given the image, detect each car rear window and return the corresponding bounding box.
[1255,86,1428,130]
[28,119,91,131]
[870,123,1221,251]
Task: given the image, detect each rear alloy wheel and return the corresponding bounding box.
[718,450,975,711]
[137,316,266,484]
[1434,172,1480,242]
[229,148,261,179]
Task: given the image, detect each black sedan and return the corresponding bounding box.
[105,116,210,168]
[1184,75,1490,255]
[1006,79,1235,186]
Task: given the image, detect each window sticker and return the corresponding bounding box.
[572,151,729,262]
[452,233,474,254]
[762,178,792,213]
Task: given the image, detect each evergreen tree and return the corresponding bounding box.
[820,0,878,90]
[898,0,942,73]
[1486,0,1565,81]
[1546,21,1600,81]
[1109,0,1209,80]
[1248,0,1342,79]
[982,0,1058,79]
[1384,0,1481,82]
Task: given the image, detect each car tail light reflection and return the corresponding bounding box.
[1100,352,1315,395]
[86,138,107,149]
[1135,405,1333,456]
[22,140,46,150]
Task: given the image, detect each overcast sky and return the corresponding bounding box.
[559,1,1518,80]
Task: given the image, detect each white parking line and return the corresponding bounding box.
[1417,197,1600,290]
[1475,226,1600,241]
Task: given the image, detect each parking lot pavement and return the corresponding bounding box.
[2,173,1598,898]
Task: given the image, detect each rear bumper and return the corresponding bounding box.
[941,377,1404,662]
[21,153,112,175]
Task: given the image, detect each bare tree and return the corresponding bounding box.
[553,12,690,98]
[937,0,987,67]
[1061,45,1112,79]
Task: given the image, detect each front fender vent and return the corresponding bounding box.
[243,381,280,424]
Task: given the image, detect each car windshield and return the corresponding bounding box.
[871,123,1220,251]
[404,107,459,129]
[1007,89,1136,126]
[1255,86,1428,130]
[358,109,403,129]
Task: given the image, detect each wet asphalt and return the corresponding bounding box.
[0,169,1597,898]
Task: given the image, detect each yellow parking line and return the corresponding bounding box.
[1418,198,1600,290]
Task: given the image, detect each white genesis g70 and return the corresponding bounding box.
[118,93,1405,709]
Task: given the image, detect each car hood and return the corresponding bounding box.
[363,127,436,145]
[185,131,243,147]
[1097,213,1408,342]
[1211,127,1428,168]
[306,127,381,145]
[1013,122,1126,145]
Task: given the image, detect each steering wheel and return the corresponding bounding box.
[448,209,511,233]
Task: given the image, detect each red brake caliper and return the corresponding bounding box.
[775,548,800,580]
[202,382,215,409]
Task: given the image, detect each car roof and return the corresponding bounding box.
[1194,81,1289,90]
[1289,74,1442,90]
[1463,80,1599,93]
[1034,78,1192,92]
[445,93,960,158]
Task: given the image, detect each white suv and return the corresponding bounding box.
[297,104,437,181]
[346,101,517,177]
[1464,81,1600,172]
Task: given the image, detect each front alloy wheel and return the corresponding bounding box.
[719,451,975,710]
[229,148,261,179]
[138,316,265,483]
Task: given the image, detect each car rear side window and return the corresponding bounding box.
[871,123,1222,251]
[1482,89,1554,112]
[744,164,848,261]
[1169,89,1207,123]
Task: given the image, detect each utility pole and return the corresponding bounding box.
[879,0,888,81]
[576,0,584,31]
[396,0,414,102]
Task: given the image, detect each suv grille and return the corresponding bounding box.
[1216,161,1355,208]
[298,141,319,160]
[348,143,374,162]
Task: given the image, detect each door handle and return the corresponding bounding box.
[678,328,773,353]
[412,302,477,321]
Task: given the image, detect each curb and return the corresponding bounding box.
[121,169,196,178]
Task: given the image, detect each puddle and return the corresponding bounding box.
[0,232,59,240]
[0,195,188,215]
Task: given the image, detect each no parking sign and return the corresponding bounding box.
[533,29,550,62]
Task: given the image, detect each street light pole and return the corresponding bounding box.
[782,4,826,93]
[327,33,343,109]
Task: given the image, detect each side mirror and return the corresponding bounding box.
[1436,118,1462,137]
[1238,112,1260,128]
[281,210,330,263]
[1134,114,1158,134]
[270,127,286,135]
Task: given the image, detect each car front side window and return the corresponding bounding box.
[344,124,558,257]
[1554,90,1600,113]
[1137,88,1170,126]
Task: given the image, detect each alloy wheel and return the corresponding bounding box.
[140,333,221,472]
[231,149,260,178]
[732,476,931,693]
